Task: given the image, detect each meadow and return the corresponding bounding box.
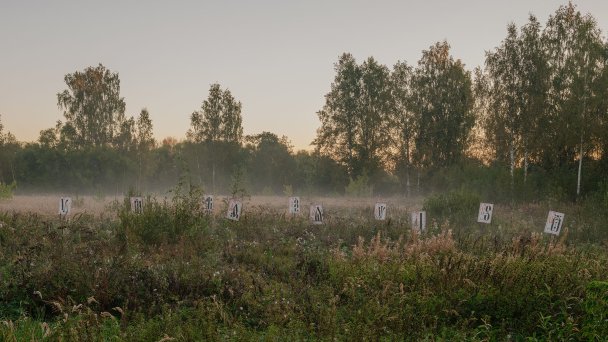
[0,189,607,341]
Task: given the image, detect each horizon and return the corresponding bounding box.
[1,0,607,150]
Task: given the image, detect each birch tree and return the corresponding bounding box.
[392,61,416,195]
[314,54,394,179]
[57,64,127,149]
[484,23,523,192]
[543,3,606,197]
[411,41,474,169]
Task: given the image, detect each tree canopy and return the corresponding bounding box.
[187,84,243,144]
[56,64,127,149]
[314,54,394,179]
[2,3,608,200]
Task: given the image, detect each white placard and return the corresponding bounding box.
[227,199,242,221]
[203,195,214,212]
[59,197,72,216]
[477,203,494,224]
[374,202,387,220]
[310,204,323,224]
[289,197,300,214]
[130,197,144,214]
[411,211,426,232]
[544,211,565,236]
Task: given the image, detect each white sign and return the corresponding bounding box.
[374,202,387,220]
[131,197,144,214]
[411,211,426,232]
[289,197,300,214]
[59,197,71,216]
[544,211,565,235]
[227,199,242,221]
[203,195,214,212]
[310,204,323,224]
[477,203,494,224]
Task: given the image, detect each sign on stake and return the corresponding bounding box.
[477,203,494,224]
[374,202,387,220]
[411,211,426,232]
[227,199,242,221]
[544,211,565,236]
[59,197,72,217]
[131,197,144,214]
[203,195,214,213]
[310,204,323,225]
[289,197,300,214]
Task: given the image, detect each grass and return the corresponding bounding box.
[0,190,607,341]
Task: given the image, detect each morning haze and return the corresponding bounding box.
[1,0,607,150]
[3,2,608,339]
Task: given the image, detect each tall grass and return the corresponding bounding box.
[0,191,607,340]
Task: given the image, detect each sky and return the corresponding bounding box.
[1,1,607,150]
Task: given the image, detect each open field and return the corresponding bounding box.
[0,194,425,216]
[1,192,607,340]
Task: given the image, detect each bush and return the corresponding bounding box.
[0,181,16,199]
[117,185,210,245]
[345,173,373,197]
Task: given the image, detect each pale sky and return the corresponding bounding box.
[1,1,607,150]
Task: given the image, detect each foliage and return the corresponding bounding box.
[3,4,608,201]
[245,132,296,194]
[0,181,16,199]
[344,173,373,197]
[118,184,209,245]
[187,83,243,144]
[423,188,480,226]
[0,200,607,340]
[314,54,394,179]
[56,64,127,148]
[392,60,416,195]
[411,41,475,169]
[229,164,249,199]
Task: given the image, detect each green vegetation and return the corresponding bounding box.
[0,191,607,340]
[0,181,16,199]
[1,2,608,340]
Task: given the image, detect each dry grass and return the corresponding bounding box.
[0,195,113,215]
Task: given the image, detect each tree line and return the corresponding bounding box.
[1,3,607,201]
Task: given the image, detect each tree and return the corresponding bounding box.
[469,67,493,165]
[38,121,64,149]
[0,115,18,184]
[115,117,136,152]
[131,108,155,192]
[292,150,349,195]
[392,61,415,195]
[136,108,155,152]
[598,41,608,168]
[484,23,525,191]
[0,114,16,147]
[314,53,361,177]
[411,41,474,169]
[187,83,244,192]
[543,3,606,197]
[357,57,395,176]
[56,64,127,148]
[245,132,296,193]
[187,84,243,144]
[221,89,243,143]
[518,15,551,183]
[314,54,394,179]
